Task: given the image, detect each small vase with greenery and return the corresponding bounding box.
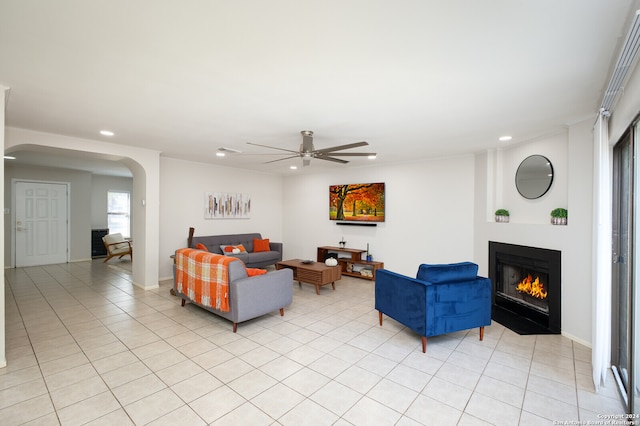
[495,209,510,223]
[550,208,568,225]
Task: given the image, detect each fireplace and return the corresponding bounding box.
[489,242,561,334]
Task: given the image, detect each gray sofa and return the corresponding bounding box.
[174,248,293,332]
[188,229,283,268]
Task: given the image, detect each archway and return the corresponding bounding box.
[4,127,161,290]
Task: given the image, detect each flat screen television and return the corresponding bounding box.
[329,182,385,223]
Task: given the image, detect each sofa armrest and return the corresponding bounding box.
[424,276,492,336]
[268,241,283,254]
[375,269,428,335]
[230,268,293,323]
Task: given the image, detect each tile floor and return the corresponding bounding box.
[0,260,626,425]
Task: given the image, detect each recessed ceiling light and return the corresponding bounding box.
[100,130,114,136]
[499,135,512,142]
[290,165,297,170]
[216,152,225,157]
[4,155,15,160]
[368,155,377,160]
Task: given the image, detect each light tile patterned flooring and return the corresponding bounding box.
[1,260,626,425]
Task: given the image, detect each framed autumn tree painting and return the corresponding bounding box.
[329,183,385,222]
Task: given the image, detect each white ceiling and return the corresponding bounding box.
[0,1,637,175]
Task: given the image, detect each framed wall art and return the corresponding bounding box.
[329,182,385,223]
[205,192,251,219]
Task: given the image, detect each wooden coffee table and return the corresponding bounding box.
[276,259,341,295]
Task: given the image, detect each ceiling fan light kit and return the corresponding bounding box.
[247,130,376,167]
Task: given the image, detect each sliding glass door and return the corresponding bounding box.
[634,123,640,413]
[612,129,633,408]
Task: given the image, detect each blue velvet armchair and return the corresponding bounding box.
[375,262,492,353]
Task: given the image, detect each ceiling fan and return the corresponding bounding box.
[247,130,376,166]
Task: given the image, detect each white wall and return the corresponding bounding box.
[474,120,594,345]
[282,155,477,277]
[158,157,284,280]
[496,132,569,224]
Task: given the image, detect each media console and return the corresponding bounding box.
[316,246,384,281]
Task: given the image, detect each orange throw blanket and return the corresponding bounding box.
[175,248,235,312]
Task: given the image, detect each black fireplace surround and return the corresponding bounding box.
[489,241,561,334]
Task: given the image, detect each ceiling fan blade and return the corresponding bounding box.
[264,155,300,164]
[315,141,368,154]
[317,156,349,164]
[242,153,298,156]
[247,142,298,154]
[248,132,368,167]
[320,152,376,157]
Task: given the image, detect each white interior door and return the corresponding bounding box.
[15,181,69,267]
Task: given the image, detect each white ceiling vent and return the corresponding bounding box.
[601,9,640,112]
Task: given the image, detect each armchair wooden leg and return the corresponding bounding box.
[479,326,485,341]
[233,323,238,333]
[279,308,284,316]
[378,311,383,326]
[181,299,185,307]
[421,336,427,353]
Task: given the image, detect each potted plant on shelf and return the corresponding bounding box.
[495,209,510,223]
[550,208,568,225]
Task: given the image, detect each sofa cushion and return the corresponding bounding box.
[221,244,247,255]
[195,243,209,251]
[246,268,267,276]
[245,251,279,263]
[253,238,270,252]
[416,262,479,284]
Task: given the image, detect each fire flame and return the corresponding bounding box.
[516,274,547,300]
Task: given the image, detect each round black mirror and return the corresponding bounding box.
[515,155,554,199]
